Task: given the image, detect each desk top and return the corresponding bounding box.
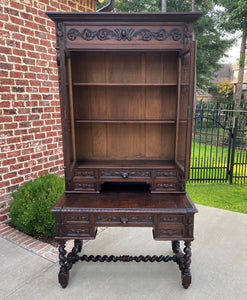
[52,192,197,214]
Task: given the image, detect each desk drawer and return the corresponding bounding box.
[158,228,184,238]
[99,169,151,181]
[95,214,153,226]
[159,215,184,225]
[64,213,90,223]
[71,181,98,193]
[152,182,177,192]
[155,170,177,178]
[57,224,92,238]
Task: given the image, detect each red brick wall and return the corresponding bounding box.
[0,0,96,222]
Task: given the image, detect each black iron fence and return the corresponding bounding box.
[189,103,247,184]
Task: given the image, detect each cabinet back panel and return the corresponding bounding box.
[74,86,177,120]
[71,51,178,84]
[145,52,178,83]
[71,52,106,83]
[75,123,175,161]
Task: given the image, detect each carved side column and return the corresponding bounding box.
[181,241,192,289]
[58,240,69,288]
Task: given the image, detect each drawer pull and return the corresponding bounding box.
[120,217,129,224]
[121,172,129,179]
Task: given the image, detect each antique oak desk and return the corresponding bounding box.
[47,11,202,289]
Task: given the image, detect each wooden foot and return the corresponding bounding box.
[181,241,192,289]
[58,241,69,288]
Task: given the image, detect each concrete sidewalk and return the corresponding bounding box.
[1,204,247,300]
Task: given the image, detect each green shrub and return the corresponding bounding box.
[10,173,65,237]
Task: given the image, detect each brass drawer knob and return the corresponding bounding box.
[120,172,129,179]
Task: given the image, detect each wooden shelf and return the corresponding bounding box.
[75,160,176,169]
[73,83,177,87]
[75,119,176,124]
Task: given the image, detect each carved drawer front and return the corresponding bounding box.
[74,169,96,179]
[99,169,151,181]
[158,228,184,239]
[71,181,98,193]
[58,224,91,237]
[159,215,184,225]
[64,213,90,224]
[95,214,153,226]
[152,182,177,192]
[155,170,177,179]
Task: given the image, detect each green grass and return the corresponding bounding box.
[190,142,247,180]
[191,141,229,159]
[187,183,247,214]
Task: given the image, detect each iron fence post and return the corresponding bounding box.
[229,116,238,184]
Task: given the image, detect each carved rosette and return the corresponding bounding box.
[67,27,182,42]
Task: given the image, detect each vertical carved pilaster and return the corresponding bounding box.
[181,241,192,289]
[58,241,69,288]
[184,23,193,45]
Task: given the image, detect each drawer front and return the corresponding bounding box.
[155,170,177,179]
[152,182,177,192]
[99,169,151,181]
[95,214,153,227]
[64,213,90,223]
[158,228,184,238]
[159,215,184,225]
[66,25,185,50]
[73,169,96,179]
[57,224,91,237]
[71,181,98,193]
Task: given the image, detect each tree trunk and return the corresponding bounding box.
[192,0,195,11]
[235,33,247,108]
[161,0,166,12]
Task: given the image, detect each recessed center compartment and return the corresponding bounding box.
[101,182,151,193]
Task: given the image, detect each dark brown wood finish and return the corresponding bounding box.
[46,11,201,289]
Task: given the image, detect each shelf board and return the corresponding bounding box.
[73,83,177,87]
[75,119,176,124]
[75,160,176,169]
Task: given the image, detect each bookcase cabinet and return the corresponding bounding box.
[47,11,202,289]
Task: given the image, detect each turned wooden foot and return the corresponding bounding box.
[181,241,192,289]
[58,241,69,288]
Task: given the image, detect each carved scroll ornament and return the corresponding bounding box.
[67,27,182,42]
